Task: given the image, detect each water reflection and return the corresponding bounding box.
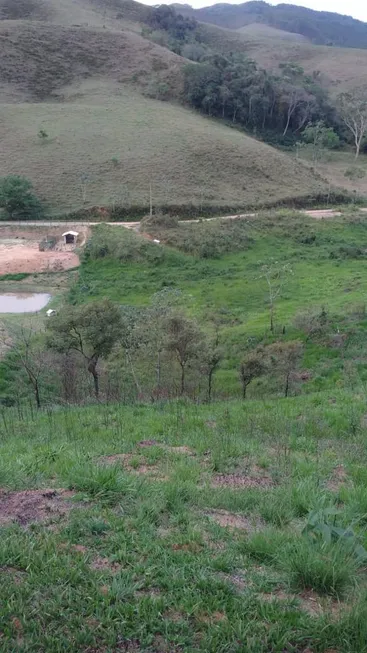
[0,293,51,314]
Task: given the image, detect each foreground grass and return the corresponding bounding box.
[1,395,367,651]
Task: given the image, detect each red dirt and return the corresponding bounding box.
[0,240,79,274]
[0,488,75,526]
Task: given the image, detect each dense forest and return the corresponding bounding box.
[172,1,367,49]
[145,5,344,146]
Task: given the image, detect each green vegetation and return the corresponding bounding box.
[0,175,44,220]
[1,396,367,650]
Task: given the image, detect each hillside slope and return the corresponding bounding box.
[173,1,367,49]
[0,20,184,101]
[0,83,327,213]
[197,21,367,95]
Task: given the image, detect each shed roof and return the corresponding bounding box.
[62,231,79,237]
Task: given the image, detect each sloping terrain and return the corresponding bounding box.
[0,20,184,101]
[237,22,309,42]
[198,21,367,95]
[0,83,326,213]
[0,0,331,214]
[173,1,367,49]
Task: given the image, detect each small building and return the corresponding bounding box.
[46,309,56,317]
[62,231,79,245]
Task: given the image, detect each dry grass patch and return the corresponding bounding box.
[211,469,274,489]
[204,509,265,532]
[98,453,160,476]
[0,488,76,527]
[326,464,351,492]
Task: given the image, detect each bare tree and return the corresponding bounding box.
[259,260,293,333]
[7,323,46,409]
[338,91,367,159]
[281,85,313,137]
[199,329,222,402]
[164,313,203,395]
[240,348,266,399]
[266,340,304,397]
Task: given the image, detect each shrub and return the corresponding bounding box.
[0,175,44,220]
[344,167,366,180]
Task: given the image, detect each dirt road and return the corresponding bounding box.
[1,207,365,230]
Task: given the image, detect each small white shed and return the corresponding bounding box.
[62,231,79,245]
[46,309,56,317]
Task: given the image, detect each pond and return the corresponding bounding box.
[0,293,51,314]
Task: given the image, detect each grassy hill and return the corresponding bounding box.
[0,0,333,215]
[173,1,367,49]
[0,84,328,214]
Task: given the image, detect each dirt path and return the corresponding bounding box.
[2,207,366,230]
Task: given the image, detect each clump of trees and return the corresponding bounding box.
[0,175,44,220]
[183,56,335,142]
[1,290,310,408]
[46,300,123,399]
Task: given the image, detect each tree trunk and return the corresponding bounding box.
[355,137,361,158]
[180,363,185,395]
[270,305,274,333]
[242,382,247,400]
[156,350,161,389]
[88,355,99,399]
[284,371,290,398]
[283,109,292,137]
[208,368,213,403]
[34,381,41,409]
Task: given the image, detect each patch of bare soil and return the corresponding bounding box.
[204,509,264,532]
[0,488,75,526]
[90,557,122,573]
[217,570,248,590]
[0,566,27,585]
[138,440,195,455]
[211,468,274,489]
[326,464,350,492]
[196,611,227,624]
[259,588,348,619]
[134,587,161,599]
[99,453,160,477]
[0,240,79,274]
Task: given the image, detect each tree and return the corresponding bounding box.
[164,313,203,395]
[266,340,303,397]
[199,329,222,402]
[0,175,44,220]
[302,120,340,163]
[240,349,266,399]
[293,307,329,342]
[337,92,367,158]
[5,323,48,409]
[259,260,293,333]
[47,300,122,399]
